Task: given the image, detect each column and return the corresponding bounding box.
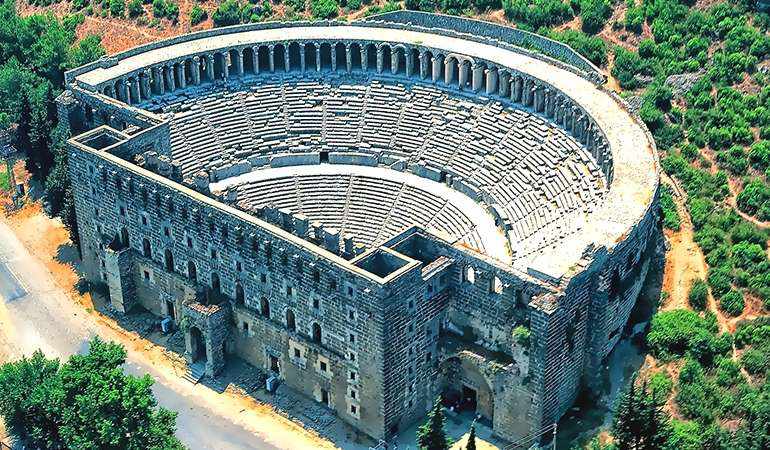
[117,79,128,103]
[236,49,244,76]
[524,79,534,107]
[459,61,470,89]
[485,68,498,95]
[252,46,260,74]
[345,44,352,73]
[444,59,453,85]
[512,76,522,103]
[431,55,441,83]
[535,86,544,112]
[331,46,338,72]
[153,67,164,95]
[269,46,275,73]
[192,56,201,85]
[406,50,414,77]
[419,52,428,79]
[315,45,321,72]
[376,46,384,74]
[221,54,229,79]
[205,54,214,81]
[177,63,186,89]
[166,65,176,91]
[140,70,151,99]
[284,46,290,72]
[391,50,399,75]
[361,45,369,72]
[131,77,142,103]
[545,89,555,118]
[472,64,484,92]
[498,70,510,97]
[300,46,306,72]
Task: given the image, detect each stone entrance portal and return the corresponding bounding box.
[189,326,207,363]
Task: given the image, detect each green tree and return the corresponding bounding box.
[417,396,452,450]
[128,0,144,17]
[688,279,708,310]
[212,0,242,27]
[109,0,125,17]
[0,337,185,449]
[466,421,476,450]
[310,0,338,19]
[613,376,671,450]
[190,4,207,25]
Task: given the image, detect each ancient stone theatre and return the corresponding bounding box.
[58,11,660,444]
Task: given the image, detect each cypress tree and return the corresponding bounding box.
[417,396,451,450]
[613,375,671,450]
[466,421,477,450]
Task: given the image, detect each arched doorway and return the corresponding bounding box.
[189,326,207,363]
[439,355,495,422]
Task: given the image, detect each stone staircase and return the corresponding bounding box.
[183,361,205,384]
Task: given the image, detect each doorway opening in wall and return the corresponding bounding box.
[321,388,330,406]
[269,355,280,374]
[190,327,206,363]
[320,151,329,163]
[165,299,175,320]
[462,385,478,413]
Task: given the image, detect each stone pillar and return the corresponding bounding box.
[177,63,187,89]
[152,67,163,95]
[535,86,545,112]
[444,59,453,85]
[140,70,151,100]
[499,70,510,97]
[221,55,229,79]
[361,45,369,72]
[545,89,555,118]
[129,78,140,104]
[166,65,176,91]
[524,79,534,107]
[331,46,338,72]
[104,247,135,313]
[116,79,127,103]
[300,47,306,72]
[460,61,471,89]
[269,46,275,73]
[376,46,384,74]
[485,68,498,95]
[391,50,400,74]
[345,44,352,73]
[284,46,290,72]
[512,76,523,103]
[252,46,260,74]
[206,54,215,81]
[431,55,441,83]
[471,64,483,92]
[192,57,201,85]
[406,51,414,77]
[236,49,244,76]
[419,52,428,79]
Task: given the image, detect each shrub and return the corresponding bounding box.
[512,326,530,347]
[502,0,574,31]
[648,371,673,398]
[109,0,125,16]
[688,279,708,310]
[660,185,681,231]
[647,309,716,359]
[212,0,242,26]
[719,290,745,316]
[441,0,470,15]
[127,0,143,17]
[310,0,338,18]
[545,29,608,66]
[190,4,207,25]
[579,0,610,34]
[740,348,769,375]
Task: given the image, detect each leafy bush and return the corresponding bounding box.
[719,290,745,316]
[688,279,708,310]
[544,29,607,66]
[648,371,673,398]
[660,185,681,231]
[190,4,207,25]
[127,0,143,17]
[310,0,338,18]
[579,0,610,34]
[512,325,530,347]
[440,0,470,15]
[212,0,243,26]
[740,348,769,375]
[647,309,717,359]
[502,0,574,31]
[109,0,125,16]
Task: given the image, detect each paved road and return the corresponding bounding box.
[0,222,280,450]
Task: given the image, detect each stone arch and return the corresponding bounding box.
[273,43,287,72]
[213,52,225,79]
[409,47,421,78]
[304,42,318,71]
[242,47,255,74]
[187,260,197,282]
[391,44,407,75]
[288,42,302,71]
[228,48,240,75]
[319,42,333,70]
[258,45,271,73]
[444,55,460,86]
[119,227,129,247]
[142,237,152,258]
[381,45,392,74]
[349,42,362,71]
[334,42,346,71]
[189,326,206,362]
[210,272,221,294]
[285,308,296,332]
[365,43,378,72]
[183,58,194,85]
[164,248,175,273]
[438,354,495,421]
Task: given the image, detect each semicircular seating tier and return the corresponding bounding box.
[147,73,607,261]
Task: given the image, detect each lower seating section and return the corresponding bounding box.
[235,173,484,250]
[152,73,605,257]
